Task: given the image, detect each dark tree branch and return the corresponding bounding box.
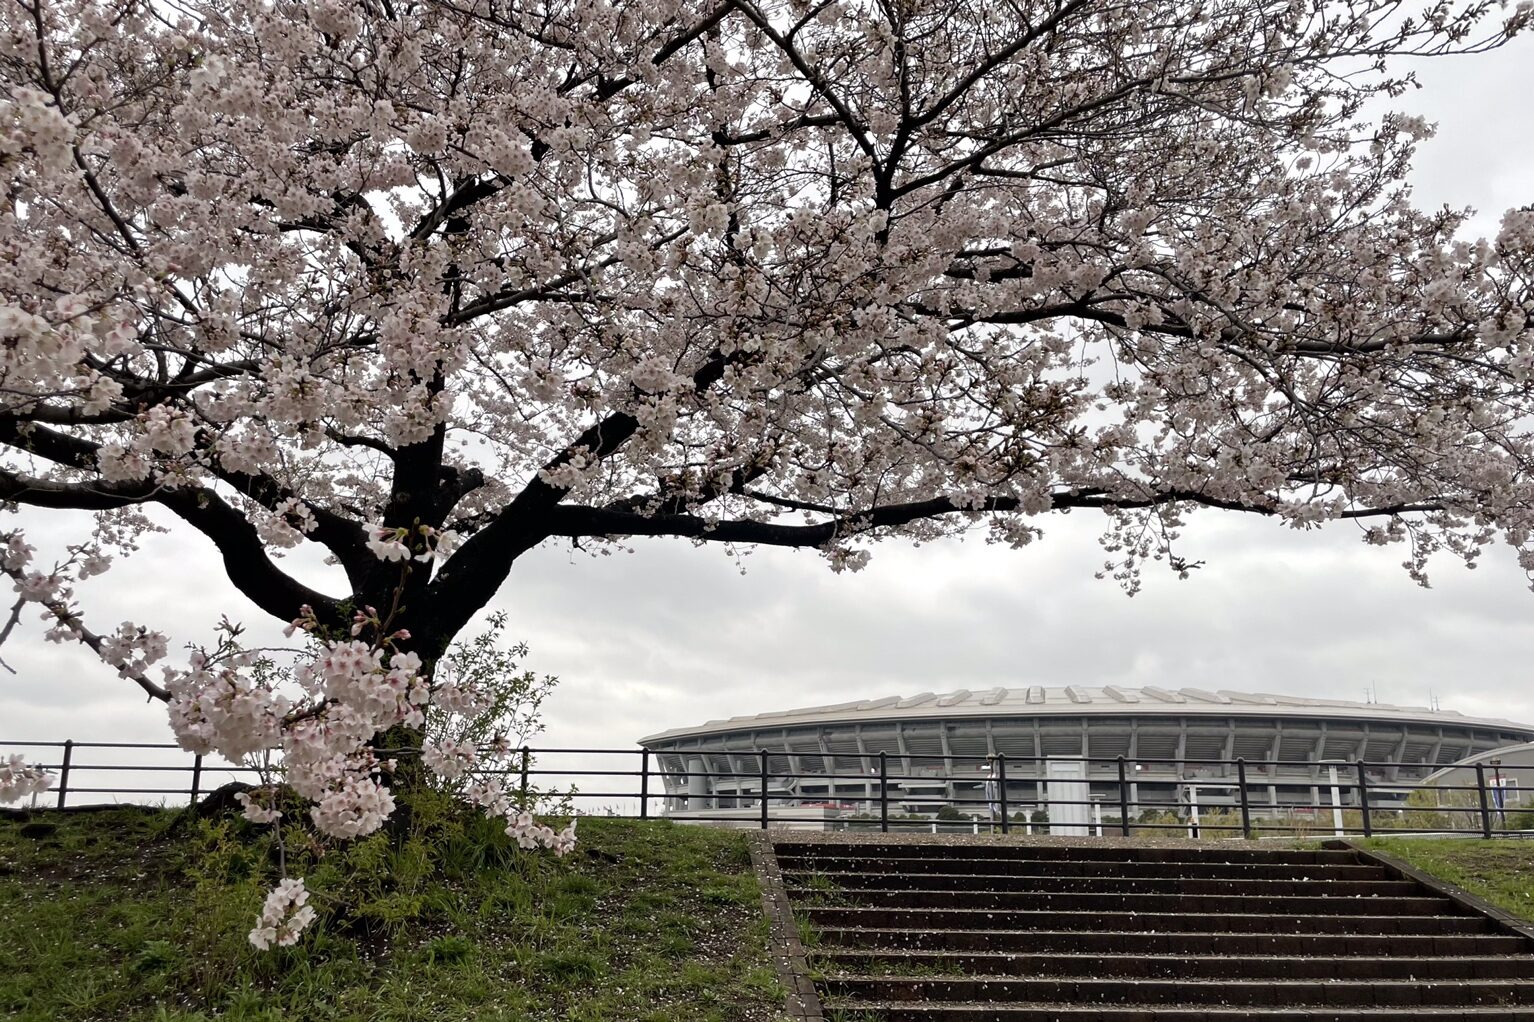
[420,348,739,651]
[543,489,1446,548]
[198,451,373,595]
[0,458,346,629]
[160,486,347,627]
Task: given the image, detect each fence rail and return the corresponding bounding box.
[4,739,1529,840]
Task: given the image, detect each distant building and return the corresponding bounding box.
[639,686,1534,819]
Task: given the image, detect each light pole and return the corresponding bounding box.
[1490,758,1505,826]
[1324,761,1345,837]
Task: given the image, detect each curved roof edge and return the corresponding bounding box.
[1422,741,1534,786]
[640,685,1534,745]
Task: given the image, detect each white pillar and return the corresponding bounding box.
[1328,764,1344,836]
[686,757,709,811]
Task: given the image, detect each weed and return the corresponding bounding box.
[129,940,182,976]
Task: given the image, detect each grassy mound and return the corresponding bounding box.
[1361,837,1534,922]
[0,806,783,1022]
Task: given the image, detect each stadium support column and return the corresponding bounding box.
[1267,731,1282,810]
[686,757,711,811]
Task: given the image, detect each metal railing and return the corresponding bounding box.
[4,739,1529,840]
[3,740,262,807]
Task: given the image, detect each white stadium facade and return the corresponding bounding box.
[639,686,1534,821]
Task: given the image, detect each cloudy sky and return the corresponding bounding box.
[3,39,1532,801]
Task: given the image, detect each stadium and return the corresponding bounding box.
[638,686,1534,823]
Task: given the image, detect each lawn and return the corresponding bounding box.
[0,805,784,1022]
[1360,837,1534,922]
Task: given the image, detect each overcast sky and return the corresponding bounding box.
[3,40,1532,796]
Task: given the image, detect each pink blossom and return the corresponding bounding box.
[0,755,54,804]
[248,878,317,949]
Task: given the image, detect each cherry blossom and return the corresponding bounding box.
[0,754,53,803]
[235,789,283,825]
[248,878,318,950]
[421,738,478,781]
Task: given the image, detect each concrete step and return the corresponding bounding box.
[778,854,1392,881]
[822,975,1534,1007]
[811,926,1532,956]
[769,838,1534,1020]
[782,868,1417,896]
[799,905,1493,934]
[811,950,1534,980]
[775,853,1392,881]
[772,841,1364,865]
[819,1004,1534,1021]
[788,887,1459,916]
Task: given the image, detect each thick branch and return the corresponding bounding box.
[0,463,344,628]
[419,349,737,650]
[543,490,1446,547]
[155,487,347,627]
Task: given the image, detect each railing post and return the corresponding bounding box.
[759,750,769,831]
[1236,758,1253,840]
[1476,763,1494,839]
[639,748,650,820]
[190,753,204,806]
[518,746,531,808]
[997,753,1010,834]
[1116,756,1131,837]
[1355,760,1372,838]
[879,751,889,834]
[56,740,73,809]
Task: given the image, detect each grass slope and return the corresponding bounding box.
[0,807,784,1022]
[1361,838,1534,922]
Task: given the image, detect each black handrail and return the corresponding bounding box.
[3,738,1529,840]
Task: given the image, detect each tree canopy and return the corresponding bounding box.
[3,0,1533,653]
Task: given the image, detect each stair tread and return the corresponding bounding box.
[784,869,1400,879]
[822,920,1515,932]
[807,909,1465,916]
[831,975,1534,985]
[816,951,1534,962]
[777,839,1534,1018]
[823,1001,1534,1015]
[777,857,1388,873]
[789,886,1438,899]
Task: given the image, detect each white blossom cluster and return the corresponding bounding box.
[420,738,478,781]
[0,754,54,804]
[364,524,461,564]
[234,789,282,825]
[165,649,289,762]
[0,531,166,695]
[464,778,579,854]
[248,878,317,950]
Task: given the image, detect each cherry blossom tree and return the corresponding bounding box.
[2,0,1533,939]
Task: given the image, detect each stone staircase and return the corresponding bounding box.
[768,836,1534,1021]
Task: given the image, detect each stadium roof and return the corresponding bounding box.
[640,686,1534,744]
[1422,741,1534,787]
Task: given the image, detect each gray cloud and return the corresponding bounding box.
[488,511,1534,753]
